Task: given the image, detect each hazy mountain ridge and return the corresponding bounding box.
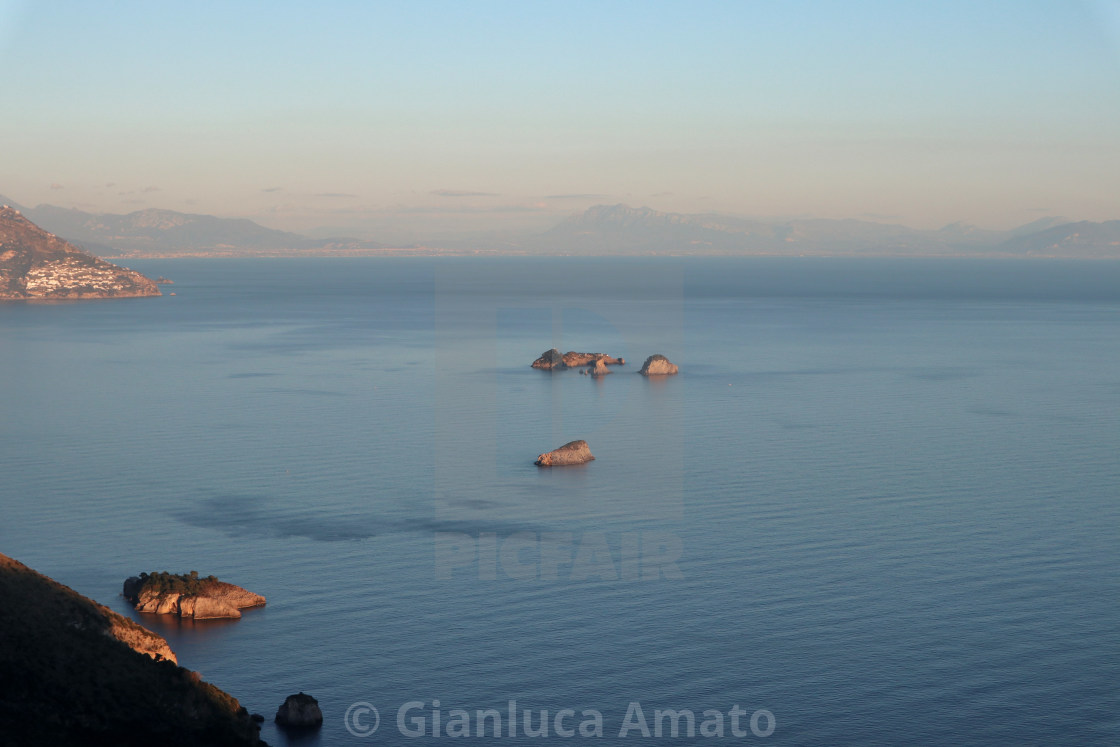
[995,220,1120,258]
[534,204,1118,257]
[23,204,323,255]
[3,194,1117,257]
[0,197,389,257]
[1004,215,1074,237]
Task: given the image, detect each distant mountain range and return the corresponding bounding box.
[25,203,319,255]
[0,194,387,257]
[528,204,1120,257]
[3,194,1118,257]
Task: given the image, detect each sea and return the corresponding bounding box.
[1,257,1118,746]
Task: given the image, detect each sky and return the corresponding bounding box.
[2,0,1119,241]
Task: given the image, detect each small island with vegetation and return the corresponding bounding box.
[124,571,266,620]
[639,354,679,376]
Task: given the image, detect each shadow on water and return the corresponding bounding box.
[174,492,557,542]
[119,606,268,675]
[269,727,323,747]
[173,493,377,542]
[641,373,677,390]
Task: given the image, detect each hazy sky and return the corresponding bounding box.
[2,1,1119,240]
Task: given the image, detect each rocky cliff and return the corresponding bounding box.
[124,573,266,620]
[0,553,263,746]
[0,205,160,300]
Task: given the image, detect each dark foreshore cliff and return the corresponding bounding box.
[0,553,263,746]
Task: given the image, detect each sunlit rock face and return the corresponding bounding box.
[562,351,624,367]
[531,348,567,370]
[531,349,625,370]
[639,354,679,376]
[535,440,595,466]
[124,575,266,620]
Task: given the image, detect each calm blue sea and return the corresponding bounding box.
[1,258,1118,745]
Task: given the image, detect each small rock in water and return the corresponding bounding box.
[638,354,679,376]
[535,440,595,466]
[275,692,323,728]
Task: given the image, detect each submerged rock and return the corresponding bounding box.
[535,440,595,466]
[275,692,323,728]
[639,354,679,376]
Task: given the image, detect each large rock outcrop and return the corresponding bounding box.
[275,693,323,728]
[639,354,679,376]
[535,440,595,466]
[531,349,625,370]
[531,348,567,370]
[124,573,266,620]
[0,553,262,746]
[0,205,161,299]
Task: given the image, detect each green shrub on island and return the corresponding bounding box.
[136,570,219,597]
